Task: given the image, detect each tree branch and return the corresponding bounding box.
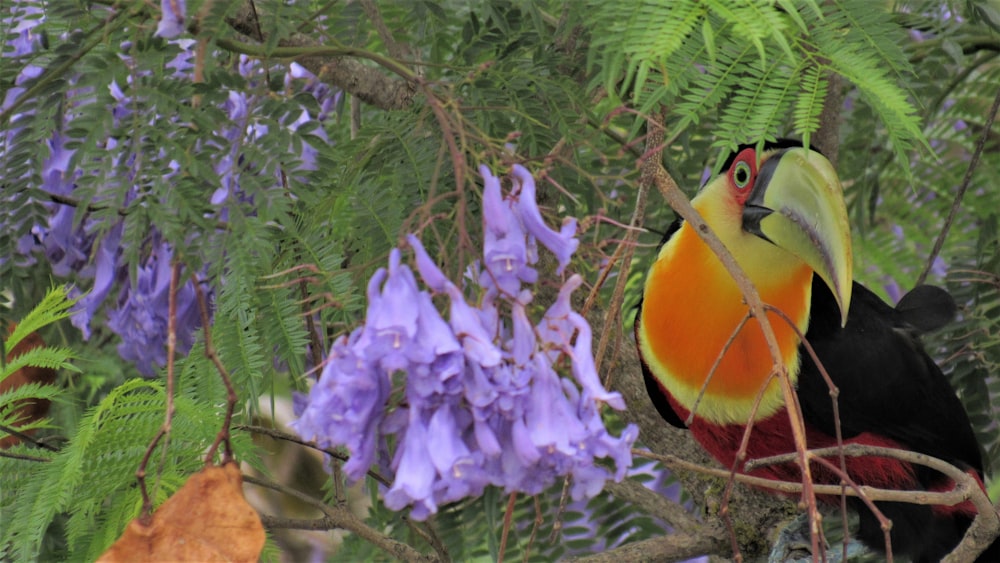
[639,112,823,559]
[565,533,729,563]
[243,473,437,562]
[601,478,706,536]
[224,1,416,111]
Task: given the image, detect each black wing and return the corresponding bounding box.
[796,277,983,475]
[635,218,688,429]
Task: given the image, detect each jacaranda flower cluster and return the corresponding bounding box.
[3,0,339,376]
[292,164,638,520]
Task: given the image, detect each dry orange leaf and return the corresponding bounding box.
[98,462,265,562]
[0,327,57,449]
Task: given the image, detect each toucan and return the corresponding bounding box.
[634,139,998,562]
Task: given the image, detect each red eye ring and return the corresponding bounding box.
[728,147,757,196]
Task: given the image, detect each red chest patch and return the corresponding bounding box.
[666,394,976,517]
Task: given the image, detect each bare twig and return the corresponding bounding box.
[565,532,728,563]
[135,262,182,521]
[234,423,394,486]
[498,492,518,562]
[748,445,998,521]
[0,450,51,462]
[549,473,573,543]
[917,87,1000,286]
[685,312,752,426]
[522,496,543,563]
[360,0,406,60]
[191,276,236,464]
[592,128,650,381]
[764,303,854,558]
[638,447,974,507]
[0,424,58,451]
[224,1,416,111]
[244,473,436,562]
[640,116,823,558]
[602,478,705,535]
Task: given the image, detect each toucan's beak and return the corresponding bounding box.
[743,148,853,326]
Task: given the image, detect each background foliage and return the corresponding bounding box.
[1,0,998,560]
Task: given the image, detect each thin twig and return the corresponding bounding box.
[522,496,543,563]
[192,276,236,464]
[0,450,51,462]
[806,454,894,560]
[549,473,573,544]
[748,445,998,520]
[642,119,822,558]
[685,312,752,426]
[243,473,436,562]
[764,303,852,559]
[420,84,472,263]
[0,424,58,451]
[593,141,650,382]
[234,424,391,487]
[917,87,1000,286]
[637,447,975,507]
[498,492,518,562]
[135,262,182,521]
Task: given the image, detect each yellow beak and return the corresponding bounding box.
[742,147,853,326]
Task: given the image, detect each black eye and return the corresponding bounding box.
[733,161,752,189]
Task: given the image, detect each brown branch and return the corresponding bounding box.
[917,86,1000,286]
[0,423,58,451]
[234,424,392,487]
[522,496,543,563]
[135,262,182,522]
[191,276,236,464]
[749,445,999,519]
[243,473,437,562]
[814,74,845,167]
[639,448,965,507]
[601,478,707,535]
[359,0,407,61]
[592,124,650,382]
[257,514,338,530]
[498,492,518,562]
[225,1,416,111]
[640,114,823,559]
[565,532,728,563]
[763,303,854,555]
[0,450,51,462]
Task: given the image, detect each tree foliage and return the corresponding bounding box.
[1,0,999,560]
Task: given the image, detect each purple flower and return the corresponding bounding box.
[384,408,438,519]
[524,355,587,455]
[479,165,537,295]
[71,224,123,339]
[567,311,626,409]
[155,0,186,38]
[510,164,579,274]
[407,234,449,292]
[445,283,503,367]
[293,163,635,521]
[356,249,421,372]
[104,239,203,376]
[292,329,389,482]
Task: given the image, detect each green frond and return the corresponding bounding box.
[1,346,76,381]
[4,286,76,355]
[793,65,828,147]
